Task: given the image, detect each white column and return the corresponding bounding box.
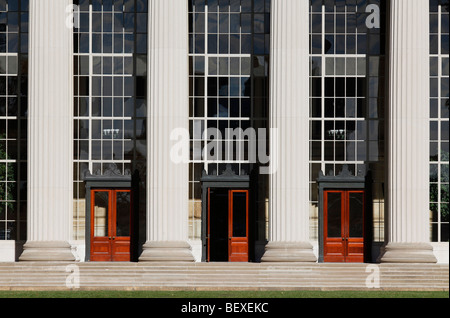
[380,0,436,263]
[19,0,74,261]
[139,0,194,262]
[261,0,316,262]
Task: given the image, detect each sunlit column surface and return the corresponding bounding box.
[139,0,194,262]
[380,0,437,263]
[261,0,316,262]
[19,0,75,261]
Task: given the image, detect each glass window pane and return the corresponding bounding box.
[327,192,342,238]
[94,191,109,237]
[115,191,130,237]
[349,192,364,238]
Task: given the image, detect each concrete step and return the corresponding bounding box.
[0,262,447,291]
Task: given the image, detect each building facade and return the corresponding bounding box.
[0,0,448,264]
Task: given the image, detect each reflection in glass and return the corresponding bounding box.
[94,192,109,237]
[327,192,341,238]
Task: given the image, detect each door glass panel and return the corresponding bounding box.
[94,191,109,237]
[116,191,131,237]
[349,192,364,238]
[327,192,342,237]
[209,188,229,262]
[232,192,247,237]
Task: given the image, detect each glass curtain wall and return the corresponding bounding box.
[309,0,386,243]
[73,0,148,242]
[188,0,271,243]
[0,0,28,242]
[430,0,449,243]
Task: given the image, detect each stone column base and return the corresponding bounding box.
[261,242,317,262]
[139,241,195,262]
[19,241,75,262]
[379,243,437,263]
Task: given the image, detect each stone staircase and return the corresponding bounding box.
[0,262,448,291]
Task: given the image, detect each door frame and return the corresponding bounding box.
[83,164,138,262]
[317,165,372,263]
[90,188,132,262]
[323,190,365,263]
[206,188,250,262]
[201,164,250,262]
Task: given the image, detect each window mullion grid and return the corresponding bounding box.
[321,3,326,174]
[203,5,209,173]
[438,5,442,239]
[88,3,94,174]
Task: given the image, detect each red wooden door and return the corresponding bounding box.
[324,190,364,263]
[91,189,131,262]
[228,190,249,262]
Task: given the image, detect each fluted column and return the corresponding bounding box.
[261,0,316,262]
[380,0,436,263]
[139,0,194,262]
[19,0,74,261]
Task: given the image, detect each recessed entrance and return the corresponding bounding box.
[83,164,138,262]
[201,164,251,262]
[90,189,132,262]
[324,190,365,263]
[208,188,249,262]
[317,165,372,263]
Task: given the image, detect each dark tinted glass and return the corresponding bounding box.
[116,191,130,237]
[327,192,342,238]
[232,192,247,237]
[349,192,364,238]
